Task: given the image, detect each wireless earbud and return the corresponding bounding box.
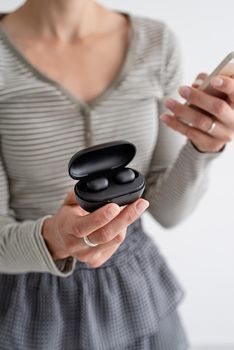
[86,177,109,192]
[114,169,135,184]
[86,169,135,193]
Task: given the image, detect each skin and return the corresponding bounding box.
[0,0,131,103]
[43,191,149,267]
[162,72,234,153]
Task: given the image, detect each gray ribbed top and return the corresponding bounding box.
[0,12,223,276]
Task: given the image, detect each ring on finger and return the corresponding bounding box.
[206,119,216,134]
[83,235,99,247]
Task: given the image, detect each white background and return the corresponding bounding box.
[1,1,234,348]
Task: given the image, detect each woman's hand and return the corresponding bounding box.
[160,73,234,153]
[42,190,149,268]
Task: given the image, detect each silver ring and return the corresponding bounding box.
[207,120,216,134]
[83,235,99,247]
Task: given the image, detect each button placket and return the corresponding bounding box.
[82,105,92,146]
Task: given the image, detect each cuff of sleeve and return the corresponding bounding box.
[189,140,226,155]
[35,215,76,277]
[185,139,225,161]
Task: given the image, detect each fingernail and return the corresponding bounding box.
[160,114,172,122]
[164,98,176,108]
[106,204,120,219]
[193,79,204,86]
[136,199,149,214]
[179,86,191,98]
[211,77,223,87]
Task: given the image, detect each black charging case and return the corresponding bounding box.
[68,140,145,212]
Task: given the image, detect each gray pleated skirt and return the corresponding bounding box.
[0,219,189,350]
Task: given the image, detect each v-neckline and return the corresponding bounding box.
[0,10,138,110]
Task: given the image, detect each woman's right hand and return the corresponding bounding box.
[42,190,149,268]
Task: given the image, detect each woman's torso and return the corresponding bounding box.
[0,12,186,349]
[0,11,165,220]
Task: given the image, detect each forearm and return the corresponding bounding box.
[143,140,223,228]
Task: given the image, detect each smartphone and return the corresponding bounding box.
[198,51,234,99]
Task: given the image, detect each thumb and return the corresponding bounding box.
[192,72,208,88]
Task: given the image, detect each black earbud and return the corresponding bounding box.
[86,177,109,192]
[114,169,135,184]
[86,169,135,192]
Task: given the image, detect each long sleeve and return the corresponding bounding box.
[143,25,224,228]
[0,144,75,276]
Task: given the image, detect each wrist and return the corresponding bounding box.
[42,216,60,260]
[41,216,74,274]
[190,140,226,153]
[42,217,53,238]
[42,216,71,261]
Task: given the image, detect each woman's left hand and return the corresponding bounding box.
[160,73,234,153]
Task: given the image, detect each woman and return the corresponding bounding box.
[0,0,232,349]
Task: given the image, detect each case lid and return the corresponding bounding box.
[68,140,136,180]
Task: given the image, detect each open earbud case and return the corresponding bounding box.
[68,140,146,212]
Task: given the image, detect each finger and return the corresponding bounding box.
[75,230,127,267]
[63,190,89,216]
[178,85,234,127]
[192,72,208,88]
[72,202,121,238]
[196,72,208,81]
[164,98,231,141]
[86,198,149,245]
[63,190,78,206]
[210,75,234,102]
[160,114,226,152]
